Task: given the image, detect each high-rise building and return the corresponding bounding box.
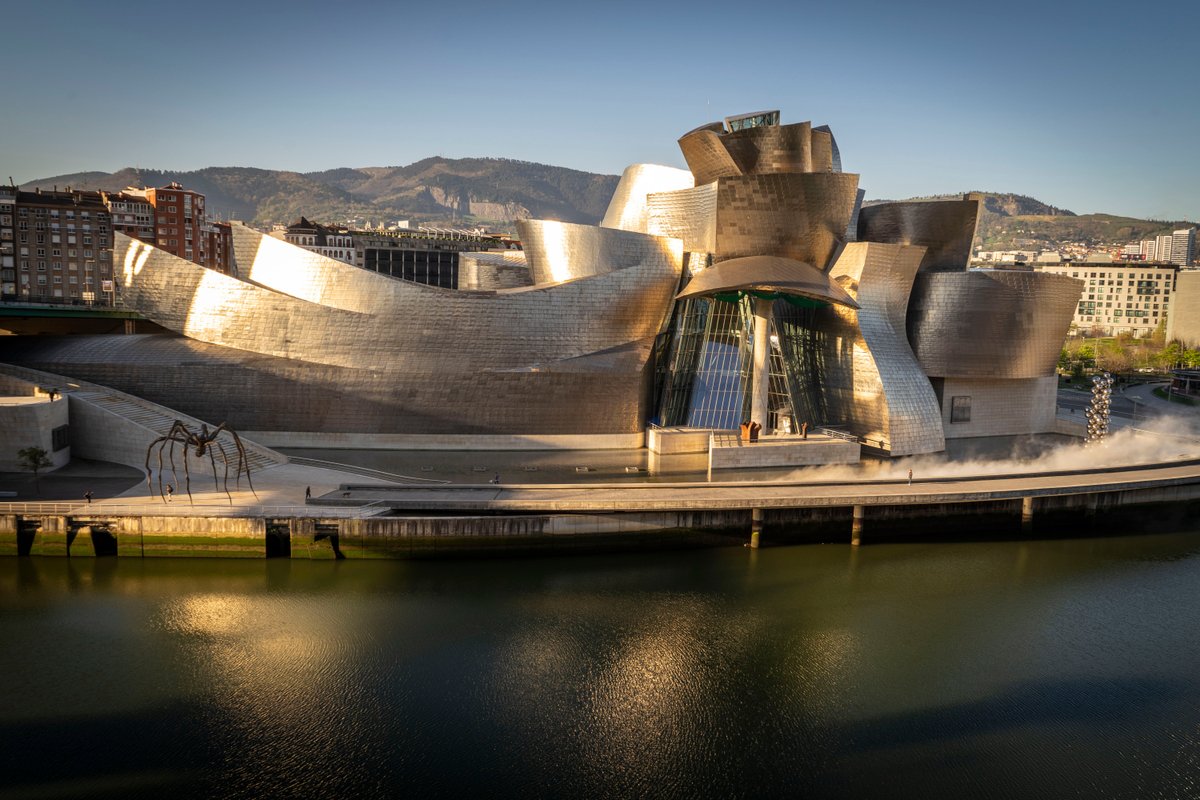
[1140,239,1159,261]
[105,188,156,245]
[9,188,112,303]
[146,182,207,266]
[205,222,235,275]
[1038,262,1176,336]
[1171,228,1196,266]
[0,186,15,298]
[1157,234,1176,264]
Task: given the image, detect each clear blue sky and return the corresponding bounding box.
[2,0,1196,220]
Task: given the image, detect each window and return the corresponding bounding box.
[950,396,972,423]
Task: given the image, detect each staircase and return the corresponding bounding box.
[0,362,287,474]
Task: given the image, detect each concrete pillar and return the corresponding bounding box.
[124,319,136,335]
[1020,496,1034,531]
[750,297,773,434]
[851,504,864,546]
[749,508,763,549]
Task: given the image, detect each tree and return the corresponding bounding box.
[16,447,53,494]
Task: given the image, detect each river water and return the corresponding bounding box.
[4,530,1200,799]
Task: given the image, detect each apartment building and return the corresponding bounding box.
[1037,262,1176,336]
[0,187,14,297]
[7,188,112,303]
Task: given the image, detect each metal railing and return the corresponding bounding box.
[0,501,388,518]
[286,456,451,484]
[816,427,860,442]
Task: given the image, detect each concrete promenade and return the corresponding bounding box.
[328,457,1200,513]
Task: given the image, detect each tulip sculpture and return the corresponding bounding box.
[1084,372,1114,446]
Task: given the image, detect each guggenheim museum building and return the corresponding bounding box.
[3,111,1082,456]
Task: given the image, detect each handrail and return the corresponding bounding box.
[816,427,860,442]
[286,456,451,484]
[0,502,373,517]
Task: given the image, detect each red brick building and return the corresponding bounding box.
[146,182,207,264]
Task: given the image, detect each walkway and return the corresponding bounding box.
[322,456,1200,513]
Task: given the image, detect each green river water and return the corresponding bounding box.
[3,529,1200,798]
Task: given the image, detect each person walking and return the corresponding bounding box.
[305,486,312,501]
[84,490,93,505]
[166,483,174,503]
[907,468,913,486]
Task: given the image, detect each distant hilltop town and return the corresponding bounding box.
[975,227,1196,267]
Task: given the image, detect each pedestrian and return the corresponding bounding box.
[801,421,809,440]
[907,468,913,486]
[166,483,174,503]
[305,486,312,501]
[491,473,501,485]
[84,490,93,505]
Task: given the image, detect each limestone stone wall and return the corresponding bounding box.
[0,397,68,471]
[936,376,1058,439]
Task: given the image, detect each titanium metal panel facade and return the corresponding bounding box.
[721,122,813,175]
[857,198,982,272]
[813,125,842,173]
[678,128,743,186]
[68,227,684,435]
[645,183,718,254]
[516,220,681,285]
[810,129,834,173]
[907,270,1083,379]
[713,173,860,269]
[814,242,945,455]
[676,255,858,308]
[0,335,656,436]
[600,164,696,234]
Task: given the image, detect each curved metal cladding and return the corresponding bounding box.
[600,164,695,233]
[810,129,835,173]
[720,122,813,175]
[0,335,660,436]
[117,230,682,371]
[857,199,981,272]
[812,125,842,173]
[807,242,945,455]
[713,173,860,269]
[678,127,743,186]
[675,255,858,308]
[907,270,1083,379]
[96,230,683,435]
[517,220,683,285]
[645,183,718,254]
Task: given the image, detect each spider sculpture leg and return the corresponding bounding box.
[228,429,258,499]
[213,440,234,504]
[168,435,182,499]
[181,441,195,504]
[162,421,192,501]
[146,435,171,501]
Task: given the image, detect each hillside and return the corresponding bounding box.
[21,167,1188,249]
[24,159,620,230]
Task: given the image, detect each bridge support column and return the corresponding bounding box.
[851,505,864,546]
[749,508,763,549]
[1021,496,1034,531]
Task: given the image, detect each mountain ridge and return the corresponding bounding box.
[19,164,1190,248]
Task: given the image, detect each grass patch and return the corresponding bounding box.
[1152,387,1199,406]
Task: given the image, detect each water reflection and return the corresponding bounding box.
[3,532,1200,798]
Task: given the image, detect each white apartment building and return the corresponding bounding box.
[1037,262,1177,336]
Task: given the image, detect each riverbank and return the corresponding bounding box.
[5,455,1200,558]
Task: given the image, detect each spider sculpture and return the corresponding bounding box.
[146,421,257,504]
